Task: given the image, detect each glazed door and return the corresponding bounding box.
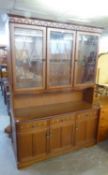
[74,32,99,87]
[11,24,46,92]
[47,28,75,89]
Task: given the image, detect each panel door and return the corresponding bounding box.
[75,112,89,147]
[49,118,62,154]
[61,114,76,149]
[47,28,75,89]
[17,133,32,162]
[10,23,46,92]
[32,120,48,159]
[97,107,108,142]
[86,111,98,145]
[74,32,99,87]
[16,123,33,162]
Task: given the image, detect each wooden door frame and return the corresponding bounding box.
[74,31,100,88]
[47,27,76,89]
[10,23,46,94]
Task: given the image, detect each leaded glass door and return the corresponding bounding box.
[74,32,99,87]
[11,24,46,92]
[47,28,75,88]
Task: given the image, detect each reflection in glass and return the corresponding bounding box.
[76,34,98,84]
[14,27,45,89]
[48,31,74,86]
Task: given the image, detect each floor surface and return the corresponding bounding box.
[0,90,108,175]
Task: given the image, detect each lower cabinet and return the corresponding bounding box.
[97,107,108,142]
[16,109,98,168]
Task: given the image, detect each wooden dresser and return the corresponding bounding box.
[7,15,102,168]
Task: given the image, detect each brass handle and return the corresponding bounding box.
[46,132,53,138]
[46,134,50,139]
[46,128,50,138]
[50,133,53,137]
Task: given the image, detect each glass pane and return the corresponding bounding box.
[48,31,74,86]
[76,34,98,84]
[14,27,45,89]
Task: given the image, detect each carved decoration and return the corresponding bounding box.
[9,16,103,33]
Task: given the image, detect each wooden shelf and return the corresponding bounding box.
[15,101,92,122]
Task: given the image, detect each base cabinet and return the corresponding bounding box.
[16,109,98,168]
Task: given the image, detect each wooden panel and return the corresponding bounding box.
[32,120,47,158]
[15,101,91,119]
[86,113,98,145]
[76,110,98,147]
[61,115,75,148]
[17,132,33,162]
[16,122,33,131]
[14,91,82,109]
[75,112,90,147]
[11,114,17,158]
[75,120,87,147]
[97,128,108,141]
[49,118,61,153]
[99,109,108,127]
[97,107,108,142]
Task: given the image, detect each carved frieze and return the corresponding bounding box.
[9,16,103,33]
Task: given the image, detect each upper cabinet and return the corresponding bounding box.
[47,28,75,88]
[74,32,99,87]
[10,24,46,92]
[9,16,102,93]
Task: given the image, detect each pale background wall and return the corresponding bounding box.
[97,53,108,84]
